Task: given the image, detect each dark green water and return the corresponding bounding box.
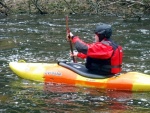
[0,14,150,113]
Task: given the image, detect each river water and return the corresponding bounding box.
[0,14,150,112]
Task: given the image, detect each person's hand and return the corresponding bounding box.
[70,50,78,57]
[66,32,74,41]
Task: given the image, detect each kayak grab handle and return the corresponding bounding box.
[18,60,26,63]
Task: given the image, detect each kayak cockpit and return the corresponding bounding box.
[59,62,116,79]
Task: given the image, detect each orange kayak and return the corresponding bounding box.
[9,62,150,91]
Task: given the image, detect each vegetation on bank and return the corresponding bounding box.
[0,0,150,20]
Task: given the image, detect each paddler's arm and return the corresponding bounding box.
[72,35,113,59]
[72,36,89,55]
[70,51,87,59]
[77,52,87,59]
[68,32,88,59]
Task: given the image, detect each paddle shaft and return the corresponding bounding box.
[66,16,76,63]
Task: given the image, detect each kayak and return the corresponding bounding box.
[9,61,150,91]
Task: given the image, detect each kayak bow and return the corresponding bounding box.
[9,62,150,91]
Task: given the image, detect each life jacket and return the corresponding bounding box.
[85,40,123,75]
[109,41,123,74]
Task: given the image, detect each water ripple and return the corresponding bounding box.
[0,14,150,112]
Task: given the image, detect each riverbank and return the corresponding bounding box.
[0,0,150,20]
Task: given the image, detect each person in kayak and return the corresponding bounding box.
[67,23,123,75]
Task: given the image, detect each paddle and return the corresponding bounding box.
[66,16,76,63]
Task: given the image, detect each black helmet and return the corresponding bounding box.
[94,23,112,38]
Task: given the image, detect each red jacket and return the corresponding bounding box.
[72,36,123,75]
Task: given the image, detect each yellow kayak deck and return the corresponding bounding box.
[9,62,150,91]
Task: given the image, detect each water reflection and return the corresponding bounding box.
[6,81,150,112]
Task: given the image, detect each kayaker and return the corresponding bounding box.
[67,23,123,75]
